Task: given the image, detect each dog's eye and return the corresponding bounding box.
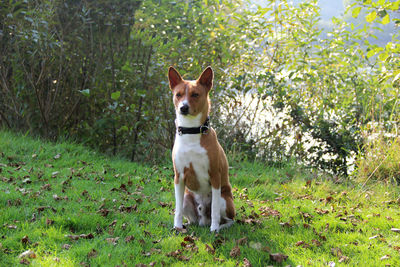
[176,93,182,98]
[191,93,199,98]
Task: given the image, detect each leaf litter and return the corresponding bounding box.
[2,134,400,266]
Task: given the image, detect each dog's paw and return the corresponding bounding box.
[210,224,220,232]
[173,225,187,234]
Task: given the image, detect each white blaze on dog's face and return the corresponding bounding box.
[168,67,213,123]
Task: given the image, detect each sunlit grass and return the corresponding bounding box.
[1,130,400,266]
[356,135,400,185]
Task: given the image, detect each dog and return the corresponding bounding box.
[168,66,235,232]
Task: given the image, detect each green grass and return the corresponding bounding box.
[1,130,400,266]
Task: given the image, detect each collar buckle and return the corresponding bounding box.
[200,124,209,134]
[177,127,183,136]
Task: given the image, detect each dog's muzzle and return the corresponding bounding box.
[180,104,189,115]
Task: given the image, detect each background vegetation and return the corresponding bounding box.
[0,0,399,179]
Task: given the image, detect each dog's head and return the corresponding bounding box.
[168,66,213,119]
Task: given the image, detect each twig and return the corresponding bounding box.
[361,154,388,188]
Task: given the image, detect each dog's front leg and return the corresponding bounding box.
[174,176,185,229]
[210,187,221,232]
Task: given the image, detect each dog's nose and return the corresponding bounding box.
[180,104,189,115]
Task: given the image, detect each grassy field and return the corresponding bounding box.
[1,130,400,266]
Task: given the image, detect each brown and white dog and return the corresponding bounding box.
[168,66,235,232]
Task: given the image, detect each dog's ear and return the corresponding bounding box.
[168,66,183,90]
[197,66,213,91]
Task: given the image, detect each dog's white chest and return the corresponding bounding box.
[174,134,210,194]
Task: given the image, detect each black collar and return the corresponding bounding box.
[177,117,210,135]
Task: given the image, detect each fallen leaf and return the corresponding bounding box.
[177,255,191,261]
[183,236,195,243]
[174,227,187,234]
[243,258,252,267]
[41,184,51,191]
[125,235,135,243]
[181,242,198,253]
[62,244,71,250]
[46,218,54,225]
[331,247,343,257]
[279,222,292,228]
[65,233,94,240]
[299,211,313,222]
[19,259,30,265]
[106,237,119,245]
[159,201,169,208]
[296,241,310,248]
[315,208,329,215]
[109,220,117,227]
[87,249,98,258]
[236,237,248,245]
[326,196,334,202]
[98,208,110,217]
[21,235,31,245]
[259,206,281,217]
[269,253,288,263]
[22,178,31,184]
[166,249,182,257]
[205,244,215,255]
[339,256,350,263]
[312,239,322,247]
[150,248,161,254]
[229,246,240,258]
[381,255,391,260]
[19,250,36,259]
[213,257,225,263]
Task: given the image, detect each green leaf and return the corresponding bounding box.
[367,47,383,58]
[366,11,377,23]
[393,70,400,84]
[352,7,362,18]
[378,52,389,61]
[121,63,132,72]
[120,125,129,131]
[381,14,390,25]
[367,49,376,58]
[79,89,90,97]
[111,91,121,101]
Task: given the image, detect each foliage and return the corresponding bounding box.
[0,0,243,162]
[2,131,400,266]
[214,0,399,175]
[0,0,399,176]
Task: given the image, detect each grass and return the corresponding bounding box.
[1,130,400,266]
[356,135,400,185]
